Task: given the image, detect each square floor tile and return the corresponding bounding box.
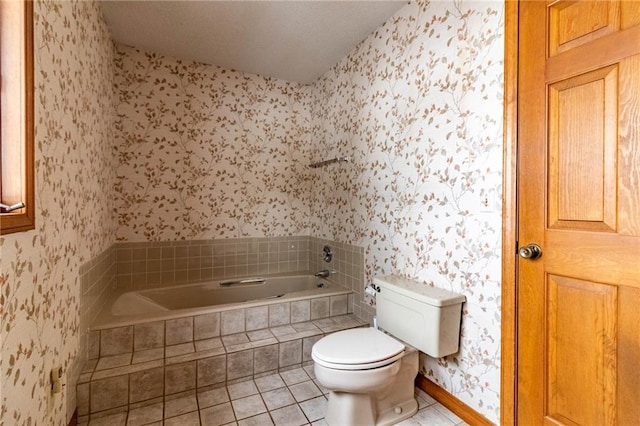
[231,394,267,420]
[198,387,229,408]
[165,394,198,419]
[89,412,127,426]
[434,403,464,424]
[246,329,273,341]
[279,368,309,386]
[95,353,132,371]
[302,364,315,379]
[415,388,437,408]
[270,325,296,337]
[269,404,308,426]
[164,410,201,426]
[261,387,295,411]
[126,402,163,426]
[195,337,224,352]
[313,379,329,395]
[228,380,259,400]
[255,374,286,393]
[238,412,274,426]
[288,380,322,402]
[412,406,458,426]
[132,348,164,364]
[223,333,250,346]
[166,342,195,358]
[200,402,236,426]
[299,395,327,422]
[396,417,422,426]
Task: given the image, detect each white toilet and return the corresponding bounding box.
[312,275,466,426]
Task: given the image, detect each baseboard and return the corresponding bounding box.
[415,374,495,426]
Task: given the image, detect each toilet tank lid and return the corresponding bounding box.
[373,275,466,307]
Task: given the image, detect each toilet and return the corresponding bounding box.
[312,275,466,426]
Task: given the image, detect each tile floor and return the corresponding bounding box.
[79,365,468,426]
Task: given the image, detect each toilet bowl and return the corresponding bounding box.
[312,327,418,426]
[312,275,466,426]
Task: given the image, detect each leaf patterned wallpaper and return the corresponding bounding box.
[113,44,315,241]
[308,1,504,420]
[0,1,116,424]
[0,0,503,423]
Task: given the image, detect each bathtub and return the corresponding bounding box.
[92,273,351,329]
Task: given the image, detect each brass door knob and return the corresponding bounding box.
[519,243,542,260]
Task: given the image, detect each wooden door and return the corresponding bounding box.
[517,1,640,425]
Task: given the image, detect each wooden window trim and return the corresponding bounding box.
[1,0,35,235]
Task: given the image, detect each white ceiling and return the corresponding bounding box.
[101,1,407,84]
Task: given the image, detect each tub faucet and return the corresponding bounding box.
[314,269,336,278]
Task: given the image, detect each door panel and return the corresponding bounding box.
[547,64,618,231]
[517,1,640,424]
[548,1,619,56]
[546,275,617,426]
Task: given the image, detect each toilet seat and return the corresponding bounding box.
[312,328,405,371]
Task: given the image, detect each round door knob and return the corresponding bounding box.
[519,243,542,260]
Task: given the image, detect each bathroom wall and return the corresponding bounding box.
[308,0,504,422]
[0,1,116,424]
[113,45,315,242]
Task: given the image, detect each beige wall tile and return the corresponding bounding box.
[88,330,100,360]
[310,298,329,320]
[246,306,268,331]
[302,336,323,363]
[166,317,193,345]
[221,309,245,335]
[129,367,164,404]
[254,344,278,374]
[227,349,254,381]
[196,355,226,388]
[100,326,133,356]
[165,362,196,395]
[278,340,302,368]
[77,383,89,416]
[268,303,290,327]
[290,300,310,323]
[90,375,128,413]
[134,321,164,351]
[194,313,220,340]
[330,295,348,317]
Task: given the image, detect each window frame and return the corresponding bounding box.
[1,0,35,235]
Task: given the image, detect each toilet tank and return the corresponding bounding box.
[373,275,466,358]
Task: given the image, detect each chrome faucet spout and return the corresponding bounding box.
[314,269,335,278]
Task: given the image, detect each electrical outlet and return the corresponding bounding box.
[50,367,63,394]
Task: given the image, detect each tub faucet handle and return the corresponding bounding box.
[314,269,336,278]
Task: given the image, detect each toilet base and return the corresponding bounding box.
[325,392,376,426]
[324,391,417,426]
[322,349,419,426]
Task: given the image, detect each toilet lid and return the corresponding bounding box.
[312,328,404,368]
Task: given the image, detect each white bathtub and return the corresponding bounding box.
[92,274,350,329]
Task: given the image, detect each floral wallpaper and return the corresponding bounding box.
[0,1,116,424]
[113,45,314,242]
[309,0,504,421]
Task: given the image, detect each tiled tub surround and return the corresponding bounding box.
[78,306,365,421]
[80,246,117,342]
[92,274,352,329]
[115,237,311,291]
[79,237,366,421]
[307,237,369,322]
[71,245,118,416]
[111,236,366,321]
